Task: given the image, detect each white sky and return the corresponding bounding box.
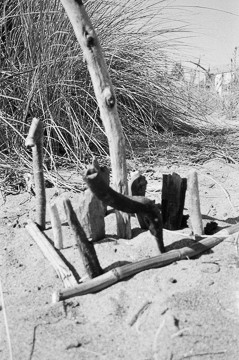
[169,0,239,69]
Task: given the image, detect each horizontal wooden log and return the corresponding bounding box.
[52,223,239,301]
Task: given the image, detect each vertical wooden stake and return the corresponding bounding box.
[63,197,103,278]
[48,202,63,249]
[129,171,149,229]
[59,0,131,239]
[161,173,187,230]
[77,188,105,242]
[187,170,204,236]
[25,118,46,230]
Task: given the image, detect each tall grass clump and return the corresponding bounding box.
[0,0,208,168]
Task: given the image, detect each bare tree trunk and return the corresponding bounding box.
[59,0,131,238]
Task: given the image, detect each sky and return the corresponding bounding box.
[169,0,239,70]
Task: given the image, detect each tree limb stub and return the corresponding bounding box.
[59,0,130,239]
[84,167,164,253]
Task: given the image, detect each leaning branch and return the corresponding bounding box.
[59,0,130,238]
[84,166,164,253]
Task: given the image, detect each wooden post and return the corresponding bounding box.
[129,171,149,229]
[77,189,105,242]
[48,202,63,249]
[59,0,131,239]
[187,170,204,236]
[63,198,103,278]
[25,118,46,230]
[161,173,187,230]
[128,171,147,197]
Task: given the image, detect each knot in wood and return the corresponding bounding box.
[83,26,95,48]
[103,87,115,108]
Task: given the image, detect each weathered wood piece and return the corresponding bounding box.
[52,223,239,301]
[129,171,150,229]
[161,173,187,230]
[92,157,110,214]
[84,166,164,253]
[77,188,105,242]
[187,170,204,236]
[59,0,131,239]
[25,118,46,230]
[26,219,77,288]
[48,202,63,249]
[128,171,147,196]
[63,198,103,278]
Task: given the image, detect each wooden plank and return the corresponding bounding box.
[161,173,187,230]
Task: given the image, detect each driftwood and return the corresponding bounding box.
[59,0,131,239]
[25,118,46,230]
[187,170,204,236]
[161,173,187,230]
[63,198,103,278]
[128,171,147,197]
[48,202,63,250]
[26,219,77,288]
[129,171,149,229]
[52,223,239,301]
[77,189,105,242]
[84,166,164,253]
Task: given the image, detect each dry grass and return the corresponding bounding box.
[0,0,238,173]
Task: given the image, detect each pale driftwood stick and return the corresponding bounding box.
[25,118,46,230]
[63,198,103,278]
[53,224,239,301]
[48,203,63,249]
[26,219,77,288]
[187,170,204,236]
[59,0,131,239]
[84,166,164,253]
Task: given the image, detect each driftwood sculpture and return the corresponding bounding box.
[59,0,130,239]
[84,165,165,253]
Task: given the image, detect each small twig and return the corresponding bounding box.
[28,325,38,360]
[152,318,166,360]
[128,300,152,326]
[181,350,226,359]
[0,280,13,360]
